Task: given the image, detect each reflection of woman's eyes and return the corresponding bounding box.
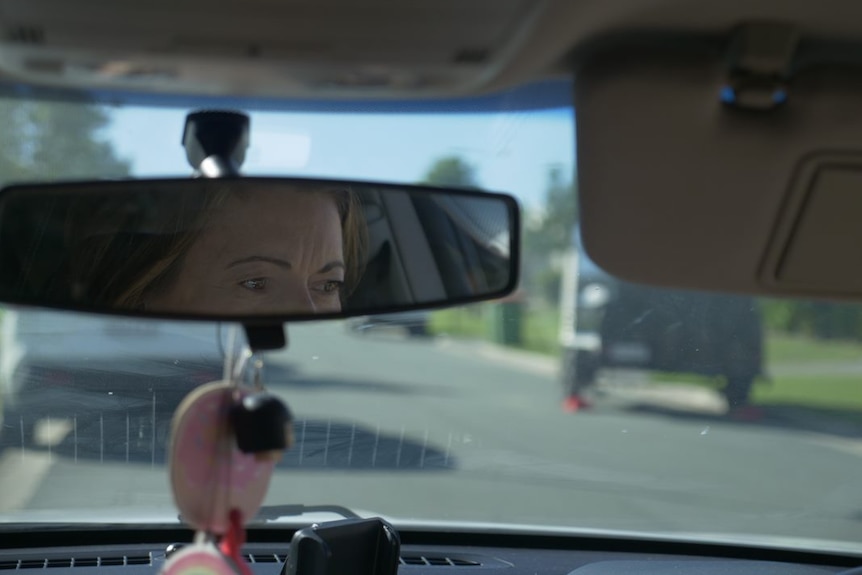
[239,278,267,291]
[314,280,344,295]
[239,278,342,295]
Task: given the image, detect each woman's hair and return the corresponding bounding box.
[67,181,368,311]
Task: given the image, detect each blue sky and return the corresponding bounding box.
[107,106,575,211]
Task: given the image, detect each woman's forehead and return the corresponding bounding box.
[241,185,337,202]
[198,189,344,250]
[211,187,340,220]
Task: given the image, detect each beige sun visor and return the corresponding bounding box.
[574,23,862,302]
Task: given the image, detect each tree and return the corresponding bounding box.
[761,297,862,341]
[540,165,578,251]
[421,156,478,188]
[0,97,130,184]
[521,166,577,304]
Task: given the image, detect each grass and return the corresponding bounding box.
[753,374,862,427]
[649,372,862,425]
[651,372,722,388]
[765,333,862,363]
[752,374,862,410]
[428,306,487,340]
[521,308,560,355]
[655,371,862,409]
[428,304,561,356]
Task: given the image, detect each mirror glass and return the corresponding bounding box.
[0,178,518,319]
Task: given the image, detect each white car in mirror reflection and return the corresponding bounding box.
[0,309,225,451]
[347,311,430,337]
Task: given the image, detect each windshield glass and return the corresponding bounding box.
[1,84,862,552]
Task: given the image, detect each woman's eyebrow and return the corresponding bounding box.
[317,261,345,274]
[226,256,292,270]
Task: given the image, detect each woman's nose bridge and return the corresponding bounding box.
[281,278,316,313]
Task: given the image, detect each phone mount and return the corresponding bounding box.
[284,518,400,575]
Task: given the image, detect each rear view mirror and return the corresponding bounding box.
[0,177,519,321]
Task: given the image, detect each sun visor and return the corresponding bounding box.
[764,157,862,295]
[574,24,862,301]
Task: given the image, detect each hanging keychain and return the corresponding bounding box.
[161,343,293,575]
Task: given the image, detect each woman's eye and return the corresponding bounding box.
[318,280,343,295]
[239,278,267,291]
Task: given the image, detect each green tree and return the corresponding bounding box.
[521,166,577,304]
[421,155,478,188]
[760,297,862,341]
[523,167,577,256]
[0,98,130,184]
[540,165,578,251]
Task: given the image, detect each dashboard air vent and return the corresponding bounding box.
[400,555,481,567]
[0,555,152,570]
[1,550,481,570]
[5,26,44,45]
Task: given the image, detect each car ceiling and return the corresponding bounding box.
[2,0,862,303]
[0,0,859,99]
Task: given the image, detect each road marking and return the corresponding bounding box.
[0,449,54,512]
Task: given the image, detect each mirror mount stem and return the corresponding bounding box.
[182,110,250,175]
[243,323,288,353]
[198,155,240,178]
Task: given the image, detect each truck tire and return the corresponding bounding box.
[722,332,761,409]
[723,375,755,409]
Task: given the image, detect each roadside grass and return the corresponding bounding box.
[521,308,560,355]
[652,333,862,414]
[650,372,722,388]
[428,306,487,340]
[654,371,862,410]
[766,333,862,363]
[756,317,862,420]
[428,304,561,356]
[647,372,862,428]
[752,374,862,426]
[752,374,862,411]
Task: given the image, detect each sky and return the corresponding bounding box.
[106,105,576,211]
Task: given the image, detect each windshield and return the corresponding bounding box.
[1,84,862,552]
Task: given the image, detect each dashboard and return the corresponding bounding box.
[1,530,859,575]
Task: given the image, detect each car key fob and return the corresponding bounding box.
[231,392,294,455]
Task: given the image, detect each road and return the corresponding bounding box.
[2,321,862,547]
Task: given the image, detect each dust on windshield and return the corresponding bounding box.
[1,88,862,551]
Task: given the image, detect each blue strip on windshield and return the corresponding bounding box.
[0,77,573,114]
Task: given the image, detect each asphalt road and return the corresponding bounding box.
[2,322,862,548]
